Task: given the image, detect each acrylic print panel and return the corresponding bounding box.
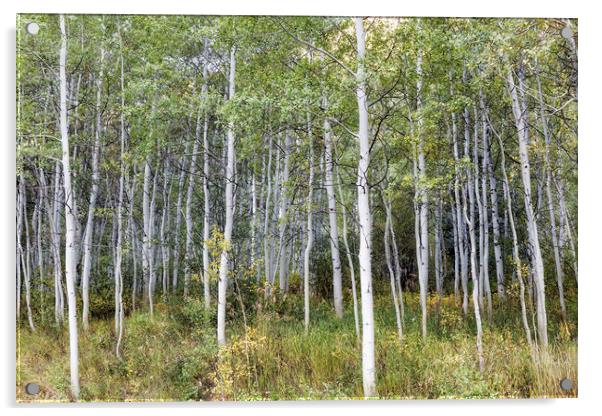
[15,14,577,402]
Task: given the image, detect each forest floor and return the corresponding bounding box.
[16,290,577,402]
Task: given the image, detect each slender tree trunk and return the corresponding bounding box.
[323,97,344,318]
[263,136,274,294]
[202,66,211,309]
[114,27,126,358]
[20,179,36,331]
[451,198,460,299]
[387,198,405,324]
[463,99,485,371]
[495,130,533,346]
[479,97,493,320]
[81,43,104,331]
[434,193,443,298]
[269,135,282,289]
[336,168,360,340]
[416,47,429,340]
[184,112,200,299]
[16,179,23,326]
[473,105,485,313]
[59,14,80,398]
[304,113,315,334]
[554,177,577,280]
[486,126,505,300]
[452,112,469,315]
[48,162,64,324]
[172,143,188,292]
[507,66,548,347]
[535,62,567,320]
[382,191,403,341]
[217,46,236,347]
[463,180,485,373]
[250,173,258,278]
[142,156,153,312]
[36,188,45,320]
[277,130,291,293]
[160,159,172,297]
[355,17,376,398]
[128,170,138,311]
[149,156,159,300]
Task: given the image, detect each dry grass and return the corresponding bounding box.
[16,292,577,402]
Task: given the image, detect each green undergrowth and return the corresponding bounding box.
[16,291,577,402]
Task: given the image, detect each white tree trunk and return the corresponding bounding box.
[355,17,376,398]
[479,99,493,319]
[451,199,460,298]
[250,173,257,278]
[486,135,505,300]
[383,191,403,341]
[172,143,188,292]
[142,156,153,312]
[277,130,291,293]
[452,112,469,314]
[473,106,485,313]
[22,186,35,331]
[507,67,548,347]
[463,180,485,373]
[149,156,160,299]
[555,177,577,281]
[323,98,344,318]
[128,171,139,311]
[304,114,314,334]
[160,159,172,297]
[48,162,64,324]
[114,28,127,358]
[184,108,201,299]
[336,168,360,339]
[59,14,80,398]
[496,131,533,346]
[217,46,236,347]
[202,79,211,310]
[535,63,567,320]
[434,194,443,298]
[386,197,405,324]
[263,136,274,294]
[36,189,46,320]
[81,44,104,331]
[415,47,429,340]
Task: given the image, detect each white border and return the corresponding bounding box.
[2,1,600,415]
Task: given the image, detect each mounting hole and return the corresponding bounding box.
[559,378,573,391]
[25,382,40,395]
[561,26,573,40]
[25,22,40,35]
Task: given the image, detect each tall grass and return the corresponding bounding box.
[16,291,577,402]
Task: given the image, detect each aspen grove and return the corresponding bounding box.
[16,15,577,401]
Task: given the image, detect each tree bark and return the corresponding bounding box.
[81,42,104,331]
[202,60,211,309]
[217,46,236,347]
[495,129,533,347]
[303,121,314,334]
[184,107,201,299]
[382,191,403,341]
[535,62,567,320]
[507,66,548,347]
[414,46,429,340]
[323,97,344,318]
[59,14,80,398]
[355,17,376,398]
[336,168,360,340]
[277,130,291,293]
